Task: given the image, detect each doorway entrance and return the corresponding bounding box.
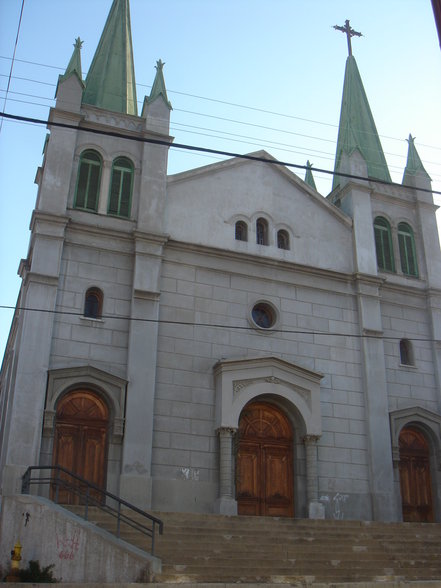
[52,389,109,504]
[398,426,434,522]
[236,401,294,517]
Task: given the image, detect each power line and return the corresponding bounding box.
[1,56,440,154]
[0,0,25,134]
[1,111,440,197]
[0,305,436,343]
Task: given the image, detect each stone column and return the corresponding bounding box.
[215,427,237,515]
[303,434,324,519]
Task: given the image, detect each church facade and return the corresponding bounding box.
[1,0,441,523]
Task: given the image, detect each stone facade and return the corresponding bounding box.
[1,0,440,524]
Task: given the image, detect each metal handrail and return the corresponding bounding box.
[22,465,163,556]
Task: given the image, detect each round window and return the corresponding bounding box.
[251,302,277,329]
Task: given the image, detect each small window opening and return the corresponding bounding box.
[84,287,103,319]
[399,339,414,366]
[235,221,248,241]
[256,218,268,245]
[277,229,289,250]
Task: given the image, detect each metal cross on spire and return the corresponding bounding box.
[333,19,362,56]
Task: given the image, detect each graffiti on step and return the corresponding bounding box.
[56,530,80,560]
[319,493,349,519]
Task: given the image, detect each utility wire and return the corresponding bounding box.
[0,0,25,133]
[1,111,440,197]
[1,56,440,153]
[0,305,436,343]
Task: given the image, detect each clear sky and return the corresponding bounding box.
[1,0,440,358]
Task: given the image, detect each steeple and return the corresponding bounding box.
[402,134,431,185]
[148,60,172,109]
[304,161,317,190]
[82,0,137,116]
[332,55,391,190]
[60,37,83,84]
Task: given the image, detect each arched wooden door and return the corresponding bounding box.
[52,390,109,504]
[236,401,294,517]
[399,426,434,522]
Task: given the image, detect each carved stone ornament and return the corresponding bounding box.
[264,376,282,385]
[216,427,237,437]
[43,410,56,434]
[303,434,321,445]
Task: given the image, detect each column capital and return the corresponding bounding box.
[216,427,238,437]
[303,434,321,445]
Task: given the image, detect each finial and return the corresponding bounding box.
[306,160,313,169]
[155,59,165,71]
[333,19,362,56]
[74,37,83,50]
[407,134,416,145]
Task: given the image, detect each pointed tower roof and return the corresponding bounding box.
[402,134,431,185]
[82,0,137,116]
[304,161,317,190]
[332,55,391,190]
[147,59,172,109]
[59,37,84,84]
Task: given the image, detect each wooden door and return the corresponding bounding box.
[52,390,109,504]
[237,402,294,517]
[399,427,434,522]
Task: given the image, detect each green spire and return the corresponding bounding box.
[148,59,172,109]
[82,0,137,116]
[333,56,391,190]
[304,161,317,190]
[402,134,431,185]
[60,37,83,83]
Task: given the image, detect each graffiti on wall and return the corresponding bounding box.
[56,530,80,560]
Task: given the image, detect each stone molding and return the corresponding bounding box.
[44,365,127,443]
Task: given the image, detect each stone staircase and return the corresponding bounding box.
[70,508,441,585]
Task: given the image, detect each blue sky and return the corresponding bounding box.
[1,0,441,357]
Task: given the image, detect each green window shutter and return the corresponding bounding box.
[398,223,418,277]
[108,157,133,218]
[374,217,395,272]
[74,150,101,211]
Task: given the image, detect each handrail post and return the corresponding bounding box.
[116,501,121,538]
[151,521,156,556]
[22,468,30,494]
[54,467,60,504]
[85,484,89,520]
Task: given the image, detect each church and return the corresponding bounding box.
[1,0,440,525]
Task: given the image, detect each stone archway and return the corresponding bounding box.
[399,426,434,522]
[52,389,109,504]
[237,401,294,517]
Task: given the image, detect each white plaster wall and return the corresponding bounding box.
[166,157,353,273]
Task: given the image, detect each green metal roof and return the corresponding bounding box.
[333,56,391,190]
[402,134,431,184]
[304,161,317,190]
[148,60,172,110]
[82,0,138,116]
[59,37,84,84]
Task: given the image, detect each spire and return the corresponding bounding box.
[304,161,317,190]
[82,0,137,116]
[60,37,83,83]
[332,55,391,190]
[148,60,172,109]
[402,134,431,185]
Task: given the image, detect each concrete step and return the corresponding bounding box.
[63,507,441,584]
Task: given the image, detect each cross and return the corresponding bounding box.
[333,19,362,56]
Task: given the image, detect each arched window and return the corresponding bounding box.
[399,339,414,366]
[108,157,134,218]
[74,150,102,211]
[398,222,418,277]
[374,216,395,272]
[235,221,248,242]
[84,287,103,319]
[277,229,289,250]
[256,218,268,245]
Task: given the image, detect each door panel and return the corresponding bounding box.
[52,390,109,504]
[237,402,294,517]
[399,427,433,523]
